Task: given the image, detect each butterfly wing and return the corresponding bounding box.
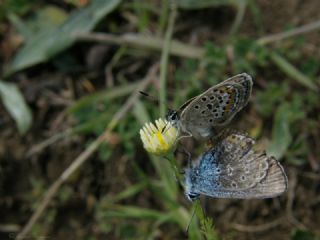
[179,73,253,139]
[185,133,287,199]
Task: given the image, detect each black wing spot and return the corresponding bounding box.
[241,175,246,181]
[207,104,213,110]
[210,96,215,100]
[194,105,200,109]
[209,119,213,123]
[201,96,207,102]
[216,168,221,173]
[231,182,237,188]
[214,113,219,117]
[201,110,206,115]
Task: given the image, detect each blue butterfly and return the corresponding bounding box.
[185,133,288,201]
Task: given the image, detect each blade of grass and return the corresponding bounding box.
[103,205,170,220]
[269,51,318,91]
[105,182,147,203]
[68,81,140,114]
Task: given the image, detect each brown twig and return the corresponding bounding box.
[257,19,320,45]
[0,224,20,232]
[17,63,159,240]
[286,168,307,230]
[231,218,284,233]
[75,32,204,59]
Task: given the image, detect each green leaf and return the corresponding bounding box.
[291,229,319,240]
[267,103,292,159]
[0,80,32,135]
[8,6,68,41]
[8,0,121,74]
[267,100,305,160]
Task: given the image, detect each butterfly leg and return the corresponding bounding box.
[176,129,193,143]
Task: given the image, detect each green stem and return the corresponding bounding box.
[159,4,177,117]
[165,153,218,240]
[193,200,218,240]
[165,152,184,186]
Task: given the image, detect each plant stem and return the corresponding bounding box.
[159,3,177,117]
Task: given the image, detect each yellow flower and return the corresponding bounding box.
[140,118,178,155]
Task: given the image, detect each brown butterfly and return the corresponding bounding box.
[166,73,253,141]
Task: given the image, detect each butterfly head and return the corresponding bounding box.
[184,168,200,201]
[186,192,200,201]
[165,109,180,126]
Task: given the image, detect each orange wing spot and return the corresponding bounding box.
[224,91,236,113]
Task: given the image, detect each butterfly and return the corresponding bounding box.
[184,133,288,201]
[165,73,253,141]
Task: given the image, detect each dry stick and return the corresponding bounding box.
[229,0,247,36]
[0,224,20,232]
[16,63,159,240]
[286,168,307,230]
[27,130,72,157]
[257,19,320,45]
[75,32,204,59]
[231,218,284,233]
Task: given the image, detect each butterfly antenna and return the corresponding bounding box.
[185,204,197,233]
[161,122,169,133]
[139,91,160,104]
[139,91,173,112]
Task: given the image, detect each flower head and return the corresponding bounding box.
[140,118,178,155]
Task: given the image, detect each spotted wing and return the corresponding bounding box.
[180,73,253,138]
[185,133,287,199]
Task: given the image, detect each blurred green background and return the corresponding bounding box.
[0,0,319,239]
